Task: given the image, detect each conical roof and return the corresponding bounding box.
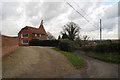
[39,20,47,35]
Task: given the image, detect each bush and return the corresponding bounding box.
[80,42,120,53]
[74,39,82,49]
[81,46,94,52]
[95,42,120,53]
[29,39,59,47]
[95,43,108,53]
[109,43,120,52]
[58,39,74,52]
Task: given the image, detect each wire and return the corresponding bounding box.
[71,0,104,30]
[64,0,89,22]
[71,0,89,17]
[64,0,99,31]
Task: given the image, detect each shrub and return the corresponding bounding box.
[80,42,120,53]
[95,43,108,53]
[74,39,82,49]
[95,42,120,53]
[29,39,59,47]
[81,46,94,52]
[58,39,74,52]
[109,42,120,52]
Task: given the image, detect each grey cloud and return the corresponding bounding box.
[25,2,70,26]
[67,2,103,21]
[102,17,117,31]
[1,1,118,39]
[67,10,81,20]
[41,2,70,22]
[25,2,42,18]
[103,3,118,19]
[118,1,120,17]
[2,2,21,21]
[101,3,118,33]
[2,20,20,36]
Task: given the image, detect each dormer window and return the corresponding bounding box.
[21,34,28,38]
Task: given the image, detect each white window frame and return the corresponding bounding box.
[35,34,37,37]
[40,34,41,37]
[21,40,29,44]
[21,34,28,38]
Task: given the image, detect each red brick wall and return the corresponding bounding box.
[18,30,32,46]
[32,34,35,39]
[18,29,47,46]
[1,35,18,57]
[32,34,47,40]
[41,34,47,40]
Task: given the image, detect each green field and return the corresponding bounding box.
[52,48,85,69]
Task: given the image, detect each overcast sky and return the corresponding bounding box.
[0,0,120,40]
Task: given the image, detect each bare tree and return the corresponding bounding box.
[83,35,90,41]
[83,35,90,46]
[61,32,68,39]
[62,22,80,41]
[47,32,56,40]
[58,35,61,40]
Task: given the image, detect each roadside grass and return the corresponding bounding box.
[52,48,85,69]
[79,51,120,64]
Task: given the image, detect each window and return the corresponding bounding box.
[35,34,37,37]
[22,40,28,44]
[21,34,28,38]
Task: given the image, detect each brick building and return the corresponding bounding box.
[18,20,47,46]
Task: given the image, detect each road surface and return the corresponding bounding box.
[2,47,119,78]
[65,51,119,78]
[2,46,79,78]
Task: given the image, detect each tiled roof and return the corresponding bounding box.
[39,24,47,35]
[19,20,47,35]
[22,26,47,35]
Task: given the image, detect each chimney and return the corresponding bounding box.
[41,20,43,25]
[39,20,43,28]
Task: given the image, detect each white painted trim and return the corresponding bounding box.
[21,34,28,38]
[21,40,29,44]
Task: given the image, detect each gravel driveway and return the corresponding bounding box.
[65,51,119,78]
[2,46,79,78]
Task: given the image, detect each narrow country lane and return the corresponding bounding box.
[65,51,119,78]
[2,46,79,78]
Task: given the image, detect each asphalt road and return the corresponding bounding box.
[2,46,79,78]
[65,51,119,78]
[2,46,119,78]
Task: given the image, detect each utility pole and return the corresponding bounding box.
[100,19,102,43]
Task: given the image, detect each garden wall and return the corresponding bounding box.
[1,35,19,57]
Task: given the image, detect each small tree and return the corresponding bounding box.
[62,32,68,39]
[83,35,90,46]
[47,32,56,40]
[58,39,73,52]
[58,35,61,40]
[74,36,82,48]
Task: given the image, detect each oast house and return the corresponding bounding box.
[18,20,47,46]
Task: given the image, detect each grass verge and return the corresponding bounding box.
[79,51,120,64]
[52,47,85,69]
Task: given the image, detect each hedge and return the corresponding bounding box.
[95,42,120,53]
[29,39,59,47]
[58,39,74,52]
[81,46,94,52]
[81,42,120,53]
